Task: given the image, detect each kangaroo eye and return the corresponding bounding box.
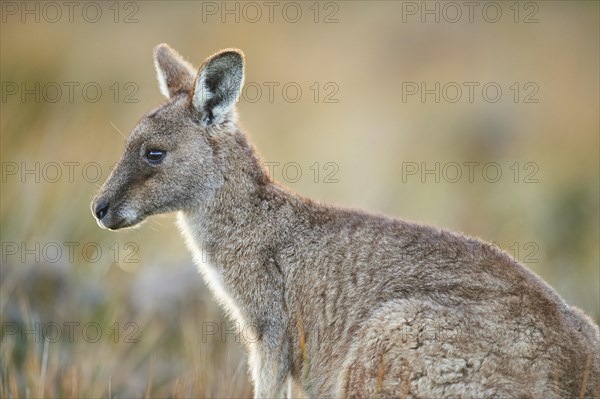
[146,149,166,164]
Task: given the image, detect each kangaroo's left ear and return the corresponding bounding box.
[192,49,245,126]
[154,44,196,98]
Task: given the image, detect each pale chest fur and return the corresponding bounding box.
[176,212,246,326]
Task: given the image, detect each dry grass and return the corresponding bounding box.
[1,263,253,398]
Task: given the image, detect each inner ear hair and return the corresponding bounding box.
[192,49,245,125]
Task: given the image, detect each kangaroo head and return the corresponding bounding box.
[92,44,245,230]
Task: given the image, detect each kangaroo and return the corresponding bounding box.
[92,44,599,398]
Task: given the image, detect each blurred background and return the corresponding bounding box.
[1,1,598,397]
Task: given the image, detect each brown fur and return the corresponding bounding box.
[92,44,600,398]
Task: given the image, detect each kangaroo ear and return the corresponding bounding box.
[192,49,245,126]
[153,44,196,98]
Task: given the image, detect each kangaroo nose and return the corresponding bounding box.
[94,200,109,220]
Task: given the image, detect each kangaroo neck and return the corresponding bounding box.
[178,130,282,269]
[176,134,290,327]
